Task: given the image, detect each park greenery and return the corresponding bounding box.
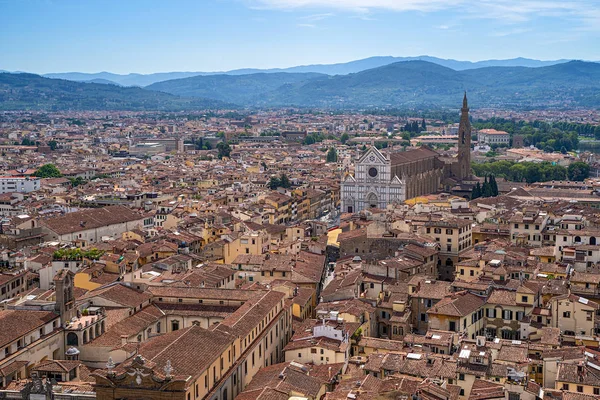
[268,174,291,190]
[326,147,338,162]
[303,132,326,145]
[53,248,105,260]
[473,118,580,153]
[216,141,231,159]
[32,163,62,178]
[471,161,590,183]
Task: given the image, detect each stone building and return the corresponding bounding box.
[341,94,474,213]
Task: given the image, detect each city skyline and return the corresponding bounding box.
[1,0,599,74]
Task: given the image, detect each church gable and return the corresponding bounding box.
[357,147,387,166]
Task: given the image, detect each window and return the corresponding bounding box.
[594,388,600,395]
[563,311,571,318]
[525,224,529,229]
[514,224,518,229]
[459,373,465,381]
[521,296,528,303]
[577,386,583,393]
[311,348,317,354]
[562,384,569,390]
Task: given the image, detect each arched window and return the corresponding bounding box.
[66,332,78,346]
[171,320,179,331]
[83,331,88,344]
[156,322,161,333]
[445,258,454,267]
[575,236,582,243]
[591,237,597,245]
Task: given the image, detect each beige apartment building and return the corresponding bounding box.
[422,218,473,280]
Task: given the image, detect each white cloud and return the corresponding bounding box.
[297,23,316,28]
[249,0,600,28]
[299,12,335,21]
[250,0,463,13]
[491,28,533,37]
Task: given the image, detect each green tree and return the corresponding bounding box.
[326,147,338,162]
[70,177,86,187]
[268,176,280,190]
[340,133,349,144]
[568,162,590,181]
[216,141,231,159]
[279,173,291,188]
[303,136,316,145]
[33,164,61,178]
[48,140,58,150]
[421,118,427,131]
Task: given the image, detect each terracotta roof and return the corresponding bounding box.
[427,292,485,317]
[0,310,58,348]
[41,205,143,235]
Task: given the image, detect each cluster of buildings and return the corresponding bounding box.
[0,101,599,400]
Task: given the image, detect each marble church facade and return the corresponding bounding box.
[341,94,473,214]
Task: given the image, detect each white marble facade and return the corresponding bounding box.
[341,147,405,213]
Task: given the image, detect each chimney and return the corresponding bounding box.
[121,335,128,345]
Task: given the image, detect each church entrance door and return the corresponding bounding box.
[367,193,378,208]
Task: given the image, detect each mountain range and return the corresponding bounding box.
[32,56,573,87]
[146,60,600,109]
[1,60,599,111]
[0,73,232,111]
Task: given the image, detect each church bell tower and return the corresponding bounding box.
[456,92,472,180]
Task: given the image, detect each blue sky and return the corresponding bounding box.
[1,0,599,74]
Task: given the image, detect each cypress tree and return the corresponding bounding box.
[482,176,492,197]
[472,182,481,199]
[490,175,499,196]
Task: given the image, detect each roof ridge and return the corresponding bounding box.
[147,325,194,363]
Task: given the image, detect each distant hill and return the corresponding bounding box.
[250,56,571,75]
[144,60,600,109]
[82,78,121,86]
[32,56,575,87]
[43,71,206,87]
[3,61,600,111]
[0,73,233,111]
[146,72,325,104]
